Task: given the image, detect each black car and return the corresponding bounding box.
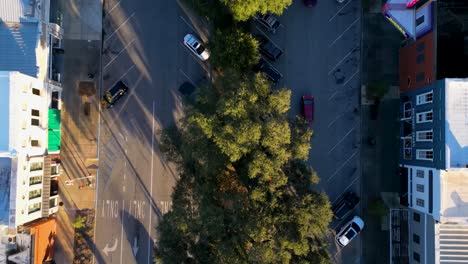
[332,192,360,219]
[255,58,283,84]
[101,80,129,109]
[258,36,283,62]
[255,13,281,34]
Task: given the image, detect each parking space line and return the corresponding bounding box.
[329,0,354,22]
[107,0,121,14]
[327,150,358,182]
[178,68,199,89]
[105,65,135,90]
[103,38,135,69]
[342,69,359,87]
[331,176,359,204]
[179,43,211,73]
[328,44,359,75]
[329,17,360,48]
[327,113,344,128]
[179,15,196,34]
[104,12,135,44]
[328,90,339,101]
[327,126,356,155]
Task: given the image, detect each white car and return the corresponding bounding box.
[183,34,210,61]
[335,216,364,247]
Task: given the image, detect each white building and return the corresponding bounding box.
[396,79,468,263]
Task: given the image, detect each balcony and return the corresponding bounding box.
[403,138,412,160]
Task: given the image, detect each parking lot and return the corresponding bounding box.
[255,0,363,262]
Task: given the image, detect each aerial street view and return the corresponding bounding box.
[0,0,467,263]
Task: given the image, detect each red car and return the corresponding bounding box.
[302,95,314,124]
[303,0,317,6]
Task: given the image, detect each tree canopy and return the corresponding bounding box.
[155,72,333,264]
[219,0,292,21]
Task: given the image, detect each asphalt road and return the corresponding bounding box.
[94,0,207,263]
[260,0,363,263]
[94,0,362,263]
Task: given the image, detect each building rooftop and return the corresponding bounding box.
[0,0,40,23]
[444,78,468,169]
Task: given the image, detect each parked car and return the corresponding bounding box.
[335,216,364,247]
[332,192,360,219]
[303,0,317,6]
[183,34,210,61]
[178,82,197,104]
[255,58,283,84]
[101,80,128,109]
[301,95,314,124]
[258,36,283,62]
[255,13,281,34]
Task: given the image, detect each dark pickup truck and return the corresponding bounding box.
[255,13,281,34]
[258,36,283,62]
[332,192,360,220]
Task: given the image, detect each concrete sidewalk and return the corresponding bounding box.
[52,0,102,263]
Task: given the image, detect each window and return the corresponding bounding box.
[31,118,40,126]
[417,149,434,161]
[416,72,425,83]
[416,15,425,26]
[31,140,40,147]
[416,42,425,52]
[416,111,433,123]
[30,162,43,171]
[32,88,41,96]
[416,54,425,64]
[413,212,421,222]
[413,234,420,244]
[416,91,433,105]
[28,202,41,214]
[31,109,40,116]
[413,252,420,262]
[51,165,58,176]
[29,176,42,185]
[403,102,412,119]
[416,170,424,178]
[416,184,424,192]
[29,189,42,199]
[416,198,425,207]
[416,130,433,142]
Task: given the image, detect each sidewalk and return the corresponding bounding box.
[360,0,403,263]
[52,0,102,263]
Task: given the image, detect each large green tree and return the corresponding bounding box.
[211,29,260,72]
[219,0,292,21]
[155,72,332,264]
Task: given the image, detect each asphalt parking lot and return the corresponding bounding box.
[258,0,363,262]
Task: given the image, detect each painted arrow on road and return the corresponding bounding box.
[103,238,118,256]
[132,237,139,256]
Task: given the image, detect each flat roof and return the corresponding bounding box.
[0,0,38,23]
[0,72,10,152]
[444,78,468,169]
[439,171,468,222]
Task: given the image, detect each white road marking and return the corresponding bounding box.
[179,15,196,34]
[329,0,354,22]
[328,90,339,101]
[120,200,124,264]
[179,43,211,73]
[108,0,121,14]
[178,68,198,89]
[342,69,359,87]
[328,44,359,75]
[327,126,356,155]
[103,38,136,69]
[104,12,135,44]
[147,100,155,264]
[331,176,359,204]
[329,17,360,48]
[327,150,358,182]
[106,65,136,90]
[328,114,344,128]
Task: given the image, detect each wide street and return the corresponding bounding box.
[93,0,362,263]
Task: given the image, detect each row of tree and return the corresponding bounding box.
[155,1,334,263]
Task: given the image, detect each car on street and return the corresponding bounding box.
[335,216,364,247]
[255,13,281,34]
[258,36,283,62]
[303,0,317,6]
[332,192,360,219]
[183,34,210,61]
[101,80,128,109]
[255,58,283,84]
[301,95,314,124]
